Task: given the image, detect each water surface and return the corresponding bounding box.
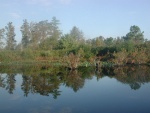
[0,65,150,113]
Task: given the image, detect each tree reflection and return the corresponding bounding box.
[113,65,150,90]
[21,72,62,98]
[65,70,84,92]
[130,82,141,90]
[6,74,16,94]
[31,74,61,98]
[0,74,6,88]
[21,75,32,96]
[0,65,150,97]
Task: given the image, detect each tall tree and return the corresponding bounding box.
[37,20,51,42]
[70,26,84,41]
[123,25,144,44]
[37,20,52,50]
[0,28,5,49]
[29,22,41,49]
[5,22,16,50]
[50,17,61,40]
[28,20,50,49]
[44,17,61,50]
[20,19,31,49]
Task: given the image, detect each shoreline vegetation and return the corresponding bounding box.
[0,17,150,69]
[0,52,149,69]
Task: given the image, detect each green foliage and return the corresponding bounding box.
[104,37,114,46]
[123,25,144,44]
[114,37,124,51]
[20,49,38,60]
[122,40,135,52]
[96,46,117,56]
[57,34,78,50]
[0,50,21,62]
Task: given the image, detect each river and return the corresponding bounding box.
[0,65,150,113]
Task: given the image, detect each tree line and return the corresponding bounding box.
[0,17,150,68]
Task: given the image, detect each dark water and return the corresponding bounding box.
[0,65,150,113]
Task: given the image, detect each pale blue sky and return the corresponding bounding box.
[0,0,150,42]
